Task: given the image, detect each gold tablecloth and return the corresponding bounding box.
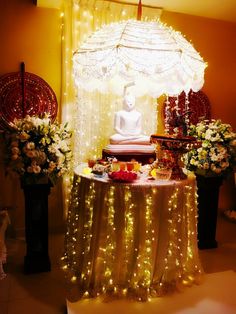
[62,166,203,302]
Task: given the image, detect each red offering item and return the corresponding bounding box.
[163,90,211,129]
[108,170,137,183]
[88,159,96,168]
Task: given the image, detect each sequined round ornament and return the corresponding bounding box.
[163,90,211,132]
[0,72,58,130]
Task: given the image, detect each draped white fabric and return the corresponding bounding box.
[62,166,203,301]
[73,20,206,97]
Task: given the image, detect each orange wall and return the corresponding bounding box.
[0,0,61,102]
[0,0,63,234]
[0,1,235,235]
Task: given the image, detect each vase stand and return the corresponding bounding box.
[196,175,223,250]
[22,183,51,274]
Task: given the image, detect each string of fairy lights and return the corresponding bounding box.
[123,186,135,285]
[61,171,203,301]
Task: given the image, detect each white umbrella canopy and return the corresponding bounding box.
[73,19,207,97]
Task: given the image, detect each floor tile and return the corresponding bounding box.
[0,274,10,301]
[0,301,8,314]
[7,296,66,314]
[2,215,236,313]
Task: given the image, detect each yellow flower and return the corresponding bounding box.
[19,132,30,141]
[150,168,157,178]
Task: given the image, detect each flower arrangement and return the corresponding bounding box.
[183,119,236,177]
[4,114,72,185]
[108,170,137,182]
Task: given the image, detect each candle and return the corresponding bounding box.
[119,162,126,171]
[127,162,134,171]
[112,161,120,172]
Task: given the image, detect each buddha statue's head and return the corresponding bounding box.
[123,92,135,111]
[123,82,136,112]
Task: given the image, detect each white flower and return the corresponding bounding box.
[60,141,69,153]
[25,142,35,150]
[205,129,214,140]
[184,119,236,177]
[202,141,210,148]
[57,152,66,164]
[32,165,41,174]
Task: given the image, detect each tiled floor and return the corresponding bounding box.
[0,213,236,314]
[0,234,66,314]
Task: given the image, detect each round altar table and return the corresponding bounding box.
[62,165,203,302]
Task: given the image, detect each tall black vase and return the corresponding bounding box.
[22,183,51,274]
[196,175,223,250]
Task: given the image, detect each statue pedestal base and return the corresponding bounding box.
[102,150,155,165]
[103,144,156,164]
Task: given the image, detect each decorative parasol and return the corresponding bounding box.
[73,19,207,97]
[0,62,58,130]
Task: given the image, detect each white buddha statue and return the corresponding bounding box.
[109,87,150,145]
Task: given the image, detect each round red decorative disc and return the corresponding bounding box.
[163,90,211,131]
[0,72,58,130]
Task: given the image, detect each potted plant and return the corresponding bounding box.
[4,114,72,185]
[184,119,236,249]
[4,114,72,273]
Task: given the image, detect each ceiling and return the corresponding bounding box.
[125,0,236,23]
[36,0,236,23]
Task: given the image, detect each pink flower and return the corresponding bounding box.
[32,165,41,174]
[11,147,20,155]
[11,154,19,161]
[26,150,36,158]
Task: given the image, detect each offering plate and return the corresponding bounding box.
[150,134,200,180]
